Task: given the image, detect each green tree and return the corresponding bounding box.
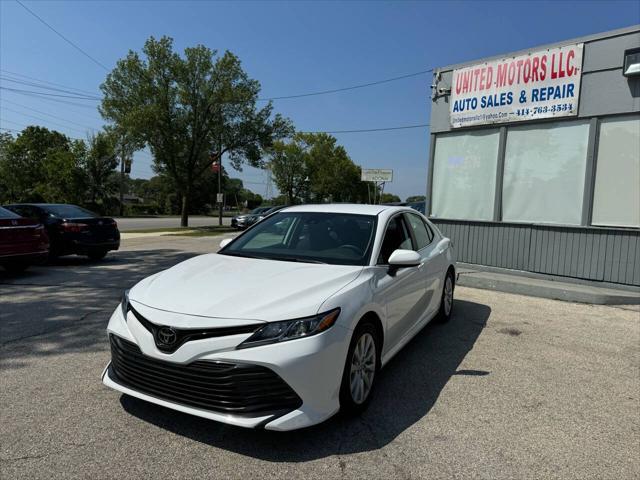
[268,137,309,204]
[39,140,86,204]
[268,133,368,205]
[84,131,119,208]
[379,193,402,203]
[0,132,15,201]
[0,126,71,202]
[100,36,291,226]
[406,195,426,202]
[302,133,367,203]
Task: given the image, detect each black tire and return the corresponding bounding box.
[339,321,380,415]
[435,269,455,323]
[48,245,61,261]
[88,249,108,261]
[3,263,29,273]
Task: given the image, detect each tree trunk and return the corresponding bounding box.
[180,193,189,227]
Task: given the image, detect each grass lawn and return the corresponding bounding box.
[166,226,237,237]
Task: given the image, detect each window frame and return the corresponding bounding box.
[501,119,591,226]
[376,212,416,266]
[404,212,434,252]
[430,129,501,221]
[590,114,640,229]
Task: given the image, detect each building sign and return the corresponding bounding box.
[450,43,583,128]
[361,169,393,182]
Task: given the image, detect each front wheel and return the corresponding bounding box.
[339,322,379,414]
[435,270,455,323]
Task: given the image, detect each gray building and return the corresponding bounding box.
[427,25,640,286]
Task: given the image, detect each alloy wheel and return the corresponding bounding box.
[349,332,376,404]
[444,275,453,316]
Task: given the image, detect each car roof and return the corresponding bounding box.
[281,203,407,216]
[5,203,71,208]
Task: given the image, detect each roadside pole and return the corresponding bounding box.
[119,135,125,216]
[218,140,223,226]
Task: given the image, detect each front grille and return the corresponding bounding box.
[129,306,261,353]
[109,334,302,416]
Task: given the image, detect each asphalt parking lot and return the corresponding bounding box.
[1,236,638,480]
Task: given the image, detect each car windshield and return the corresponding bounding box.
[0,206,20,219]
[43,204,97,218]
[250,207,269,215]
[221,212,377,266]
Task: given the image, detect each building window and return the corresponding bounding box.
[591,115,640,228]
[502,121,590,225]
[431,130,499,220]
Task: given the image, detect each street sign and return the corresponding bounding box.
[216,193,224,204]
[361,169,393,182]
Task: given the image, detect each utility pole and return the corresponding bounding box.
[218,139,223,226]
[119,134,125,217]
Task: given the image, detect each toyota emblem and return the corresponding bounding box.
[11,220,17,226]
[157,327,177,346]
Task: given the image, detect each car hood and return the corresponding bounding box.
[130,253,363,321]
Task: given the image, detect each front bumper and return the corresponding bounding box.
[102,303,350,431]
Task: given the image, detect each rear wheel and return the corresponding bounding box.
[435,270,455,323]
[339,322,379,414]
[88,249,107,261]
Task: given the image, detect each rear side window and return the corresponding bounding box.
[405,213,432,250]
[5,205,35,219]
[378,215,413,264]
[0,206,20,219]
[424,219,435,243]
[43,205,96,218]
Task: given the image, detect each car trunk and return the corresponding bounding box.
[0,218,47,256]
[60,217,119,243]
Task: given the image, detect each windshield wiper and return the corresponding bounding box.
[222,251,327,264]
[270,256,328,264]
[220,251,270,260]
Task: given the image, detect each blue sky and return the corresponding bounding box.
[1,0,638,200]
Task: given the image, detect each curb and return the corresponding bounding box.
[457,271,640,305]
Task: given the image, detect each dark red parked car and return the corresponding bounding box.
[0,206,49,272]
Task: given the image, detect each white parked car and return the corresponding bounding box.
[102,204,456,431]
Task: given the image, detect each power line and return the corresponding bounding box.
[0,86,99,100]
[258,69,433,101]
[0,76,100,98]
[0,69,100,96]
[1,88,103,111]
[302,123,430,134]
[16,0,109,71]
[2,65,432,103]
[0,106,95,134]
[0,98,102,130]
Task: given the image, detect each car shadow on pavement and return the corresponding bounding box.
[121,298,491,460]
[0,249,197,369]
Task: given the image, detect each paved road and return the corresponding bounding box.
[1,238,639,479]
[115,215,231,231]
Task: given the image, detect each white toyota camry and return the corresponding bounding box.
[102,204,456,431]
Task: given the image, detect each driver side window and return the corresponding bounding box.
[377,215,412,264]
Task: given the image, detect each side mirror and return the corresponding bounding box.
[219,238,233,249]
[388,249,421,268]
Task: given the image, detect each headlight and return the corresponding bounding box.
[237,308,340,349]
[121,289,130,320]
